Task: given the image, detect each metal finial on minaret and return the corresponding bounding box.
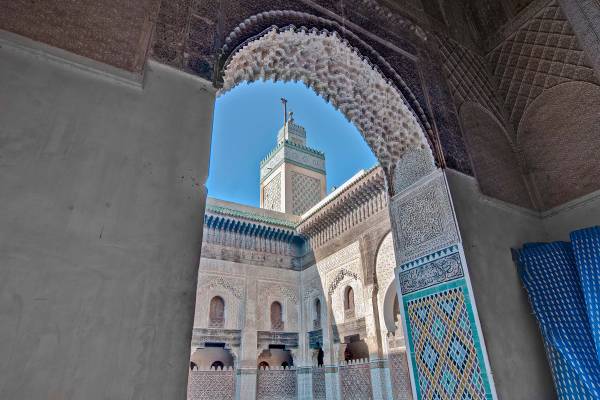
[281,97,288,125]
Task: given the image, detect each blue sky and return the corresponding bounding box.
[206,81,378,207]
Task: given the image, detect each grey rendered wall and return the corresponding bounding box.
[542,190,600,241]
[0,33,215,399]
[446,170,556,400]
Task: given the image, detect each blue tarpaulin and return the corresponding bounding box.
[515,226,600,399]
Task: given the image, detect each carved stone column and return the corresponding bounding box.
[323,294,341,400]
[236,277,258,400]
[389,167,497,399]
[362,284,392,400]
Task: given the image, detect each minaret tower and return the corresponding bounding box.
[260,99,327,215]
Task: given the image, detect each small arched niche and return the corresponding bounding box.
[314,298,322,330]
[344,286,355,320]
[209,295,225,328]
[271,301,284,331]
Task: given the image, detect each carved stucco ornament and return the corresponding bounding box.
[221,27,430,174]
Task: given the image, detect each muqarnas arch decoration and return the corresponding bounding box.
[220,25,436,188]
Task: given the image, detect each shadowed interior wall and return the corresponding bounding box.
[459,102,533,209]
[0,0,159,72]
[0,37,214,400]
[447,170,556,400]
[518,82,600,210]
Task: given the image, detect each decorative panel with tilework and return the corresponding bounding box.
[291,171,322,215]
[389,350,414,400]
[187,369,235,400]
[398,246,495,400]
[263,173,282,212]
[486,0,597,127]
[256,368,298,400]
[389,172,459,266]
[404,284,491,399]
[312,366,327,400]
[339,361,373,400]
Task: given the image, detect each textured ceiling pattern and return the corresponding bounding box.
[436,35,507,126]
[487,1,597,128]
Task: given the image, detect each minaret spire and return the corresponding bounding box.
[280,97,288,126]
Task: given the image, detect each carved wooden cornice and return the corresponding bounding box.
[296,167,388,246]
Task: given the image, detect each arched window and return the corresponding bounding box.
[258,361,270,369]
[209,296,225,328]
[344,286,355,319]
[314,298,321,329]
[281,361,289,369]
[211,361,224,370]
[271,301,284,331]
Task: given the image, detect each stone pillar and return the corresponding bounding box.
[362,284,392,400]
[236,277,258,400]
[295,320,313,400]
[323,295,341,400]
[0,33,214,400]
[324,365,341,400]
[389,167,497,400]
[297,367,313,400]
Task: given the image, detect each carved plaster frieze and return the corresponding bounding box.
[392,147,436,194]
[316,241,361,276]
[375,232,396,297]
[257,331,299,349]
[199,274,244,299]
[327,268,360,296]
[389,171,459,265]
[191,328,242,349]
[397,246,463,295]
[201,242,296,270]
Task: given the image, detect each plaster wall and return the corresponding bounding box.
[0,33,215,400]
[446,170,556,400]
[541,189,600,241]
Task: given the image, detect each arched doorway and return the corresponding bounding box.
[213,17,496,400]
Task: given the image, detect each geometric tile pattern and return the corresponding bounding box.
[291,171,322,215]
[516,230,600,399]
[389,350,414,400]
[339,362,373,400]
[187,370,235,400]
[487,1,597,127]
[256,368,298,400]
[263,173,282,212]
[312,367,326,400]
[406,287,487,400]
